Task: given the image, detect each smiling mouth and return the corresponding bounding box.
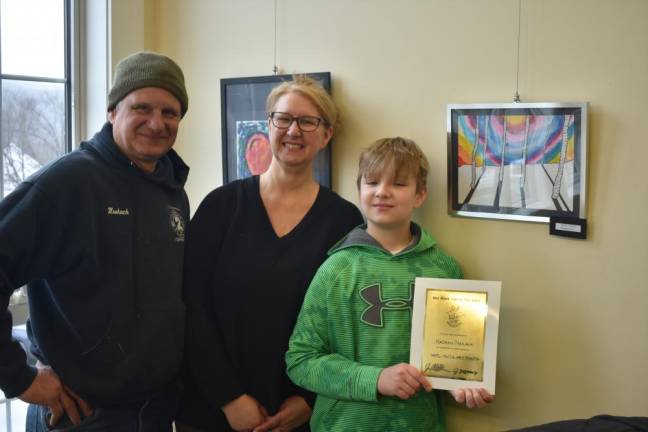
[283,142,304,150]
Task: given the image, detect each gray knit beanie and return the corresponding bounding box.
[107,51,188,117]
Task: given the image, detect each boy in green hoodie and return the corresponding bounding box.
[286,137,493,432]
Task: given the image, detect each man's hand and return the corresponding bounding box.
[19,364,93,426]
[252,395,311,432]
[450,388,494,408]
[222,394,268,432]
[377,363,433,400]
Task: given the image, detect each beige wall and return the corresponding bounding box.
[117,0,648,429]
[110,0,146,70]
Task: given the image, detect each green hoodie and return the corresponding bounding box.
[286,223,462,432]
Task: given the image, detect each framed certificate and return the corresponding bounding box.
[409,278,501,394]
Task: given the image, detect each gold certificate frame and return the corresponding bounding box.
[409,278,501,394]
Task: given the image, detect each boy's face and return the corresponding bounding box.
[359,164,427,232]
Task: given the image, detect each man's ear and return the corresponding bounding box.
[107,109,115,124]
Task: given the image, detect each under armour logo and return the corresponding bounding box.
[360,282,414,327]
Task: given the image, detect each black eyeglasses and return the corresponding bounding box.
[269,112,328,132]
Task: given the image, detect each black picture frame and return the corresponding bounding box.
[220,72,332,186]
[447,102,588,223]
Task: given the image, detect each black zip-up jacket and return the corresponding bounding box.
[0,122,189,406]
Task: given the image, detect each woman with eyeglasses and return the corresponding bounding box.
[176,76,363,432]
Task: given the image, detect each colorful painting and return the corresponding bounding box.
[447,103,587,222]
[236,120,271,178]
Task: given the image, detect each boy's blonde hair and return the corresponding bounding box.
[266,75,339,130]
[356,137,429,192]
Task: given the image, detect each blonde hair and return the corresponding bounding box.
[266,75,339,130]
[357,137,429,192]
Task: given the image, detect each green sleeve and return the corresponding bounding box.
[286,261,382,402]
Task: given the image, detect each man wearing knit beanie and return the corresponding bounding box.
[108,51,188,117]
[107,51,189,173]
[1,51,190,432]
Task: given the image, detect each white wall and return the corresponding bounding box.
[75,0,110,141]
[109,0,147,70]
[76,0,147,142]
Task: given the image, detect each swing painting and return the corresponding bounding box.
[447,103,587,223]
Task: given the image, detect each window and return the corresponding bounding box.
[1,0,71,196]
[1,0,72,319]
[0,1,71,428]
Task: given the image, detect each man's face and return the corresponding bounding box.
[108,87,182,173]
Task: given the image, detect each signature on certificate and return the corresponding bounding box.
[424,362,478,377]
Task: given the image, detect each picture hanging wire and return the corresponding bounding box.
[514,0,522,102]
[272,0,279,75]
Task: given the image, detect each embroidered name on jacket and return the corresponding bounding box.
[169,206,186,242]
[360,282,414,327]
[107,206,129,215]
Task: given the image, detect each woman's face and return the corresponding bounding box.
[267,92,332,170]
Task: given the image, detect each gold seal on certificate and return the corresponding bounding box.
[410,278,501,394]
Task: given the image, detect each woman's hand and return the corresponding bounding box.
[450,388,494,408]
[252,395,311,432]
[222,394,268,431]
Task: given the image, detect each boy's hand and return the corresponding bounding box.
[450,388,494,408]
[377,363,432,400]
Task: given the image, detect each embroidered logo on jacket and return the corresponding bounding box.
[169,206,185,242]
[359,282,414,327]
[107,207,130,216]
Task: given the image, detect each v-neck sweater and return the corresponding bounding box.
[179,176,363,430]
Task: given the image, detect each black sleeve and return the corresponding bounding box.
[346,202,365,230]
[0,183,56,397]
[182,189,245,410]
[329,195,365,239]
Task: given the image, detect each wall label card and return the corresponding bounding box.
[549,216,587,239]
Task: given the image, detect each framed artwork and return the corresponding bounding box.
[220,72,332,186]
[447,102,588,223]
